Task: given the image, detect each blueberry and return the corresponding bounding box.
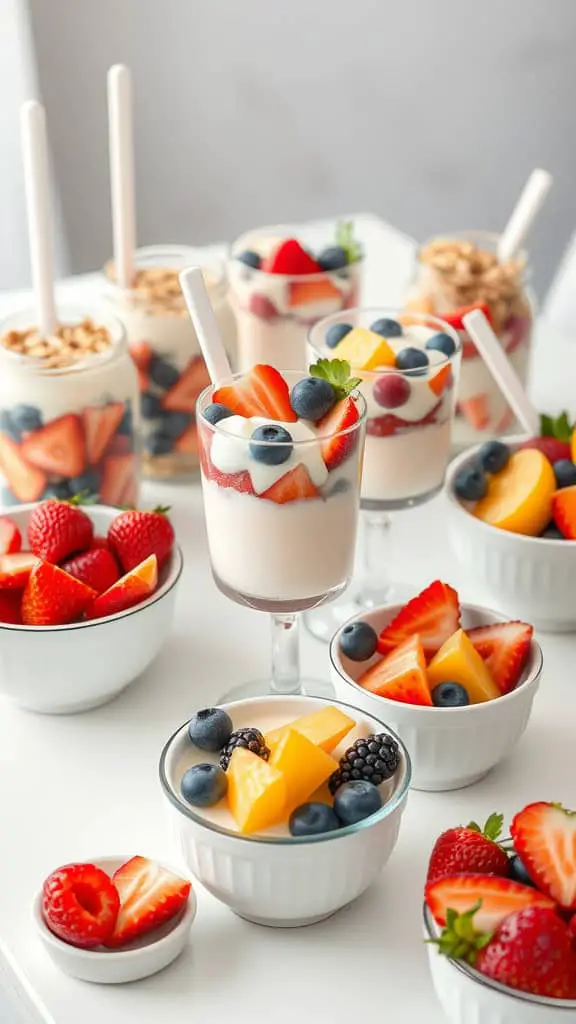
[188,707,233,751]
[0,411,20,442]
[425,332,456,357]
[339,621,378,661]
[43,480,73,500]
[333,780,382,826]
[326,323,353,349]
[141,392,163,419]
[370,317,403,339]
[395,347,429,375]
[454,465,488,501]
[249,424,293,465]
[162,411,192,438]
[145,432,174,456]
[553,459,576,489]
[149,356,180,391]
[203,403,234,425]
[70,469,100,497]
[540,522,565,540]
[509,854,535,887]
[431,682,470,708]
[477,440,510,475]
[317,246,348,271]
[180,764,227,808]
[289,802,341,837]
[117,403,133,436]
[290,377,335,421]
[236,250,262,269]
[9,403,43,434]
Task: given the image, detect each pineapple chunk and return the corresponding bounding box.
[227,748,286,834]
[269,728,338,813]
[265,706,355,754]
[333,327,395,370]
[428,629,500,704]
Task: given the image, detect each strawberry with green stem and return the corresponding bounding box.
[426,812,510,886]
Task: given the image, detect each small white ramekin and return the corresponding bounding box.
[424,904,576,1023]
[33,855,197,984]
[159,694,411,928]
[446,442,576,632]
[330,602,542,792]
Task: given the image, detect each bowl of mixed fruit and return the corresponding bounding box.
[159,694,411,927]
[329,581,542,792]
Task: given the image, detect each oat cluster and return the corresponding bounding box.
[1,318,112,369]
[107,264,218,318]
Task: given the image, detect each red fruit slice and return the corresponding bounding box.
[213,364,297,422]
[458,394,491,431]
[99,454,137,507]
[161,356,210,413]
[261,239,321,276]
[511,802,576,909]
[288,278,342,308]
[61,547,120,595]
[425,873,556,933]
[174,422,199,455]
[317,397,360,471]
[0,590,23,624]
[0,432,46,502]
[22,560,97,625]
[443,300,493,331]
[377,580,461,658]
[359,634,433,705]
[428,364,453,397]
[20,414,86,478]
[85,554,158,620]
[517,436,571,463]
[248,294,279,321]
[130,341,152,391]
[0,516,22,555]
[552,485,576,540]
[366,401,442,437]
[0,551,38,590]
[261,464,319,504]
[83,403,125,465]
[118,474,138,508]
[199,440,254,495]
[106,433,133,456]
[42,862,120,949]
[105,856,191,948]
[467,621,533,694]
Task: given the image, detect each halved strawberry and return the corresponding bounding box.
[511,802,576,909]
[199,440,254,495]
[85,554,157,620]
[425,873,556,933]
[21,561,97,625]
[161,356,210,413]
[0,590,23,624]
[213,365,297,422]
[467,621,533,694]
[517,436,571,463]
[377,580,461,658]
[83,403,124,465]
[458,395,491,431]
[552,485,576,540]
[43,862,120,949]
[21,414,86,479]
[0,432,46,502]
[317,397,360,471]
[105,855,191,948]
[0,551,38,590]
[130,341,152,391]
[261,239,321,275]
[359,634,432,705]
[288,278,341,308]
[0,516,22,555]
[443,300,493,331]
[261,464,319,504]
[99,454,137,508]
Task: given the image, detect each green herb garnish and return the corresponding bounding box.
[540,410,575,443]
[310,358,362,401]
[335,220,362,265]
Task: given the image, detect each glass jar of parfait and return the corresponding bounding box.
[103,245,234,481]
[0,307,139,507]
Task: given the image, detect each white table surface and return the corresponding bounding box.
[0,214,575,1024]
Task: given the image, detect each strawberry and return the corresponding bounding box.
[377,580,461,658]
[317,397,360,471]
[366,401,442,437]
[130,341,152,391]
[467,621,533,694]
[261,238,322,276]
[161,355,210,413]
[107,508,174,572]
[213,364,297,422]
[42,862,120,949]
[61,547,120,594]
[28,499,94,563]
[442,300,493,331]
[517,436,571,463]
[0,515,22,555]
[552,485,576,540]
[83,402,125,465]
[85,554,157,620]
[261,464,319,504]
[91,535,111,552]
[22,561,97,625]
[511,802,576,909]
[99,453,137,507]
[0,590,23,624]
[0,551,38,590]
[569,914,576,945]
[248,293,279,320]
[21,413,86,478]
[425,873,556,933]
[105,856,191,948]
[426,813,510,886]
[0,432,46,502]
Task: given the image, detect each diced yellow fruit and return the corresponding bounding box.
[571,426,576,464]
[227,748,286,834]
[334,327,396,370]
[428,629,500,704]
[265,706,355,754]
[473,448,555,537]
[269,728,339,812]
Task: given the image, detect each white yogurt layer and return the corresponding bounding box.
[211,415,329,493]
[362,420,451,503]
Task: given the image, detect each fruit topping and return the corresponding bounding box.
[553,459,576,489]
[473,907,576,1000]
[289,278,342,308]
[431,681,469,707]
[85,554,157,620]
[428,364,453,397]
[290,377,336,421]
[236,249,261,269]
[83,403,124,465]
[180,763,227,807]
[22,561,97,626]
[552,484,576,539]
[289,802,341,836]
[425,873,555,933]
[260,464,319,504]
[248,294,279,320]
[511,801,576,909]
[467,620,533,694]
[269,729,338,813]
[440,300,493,331]
[20,413,86,478]
[426,813,509,886]
[213,364,297,422]
[249,424,293,465]
[188,708,233,752]
[360,634,433,705]
[333,779,382,826]
[317,246,348,271]
[373,374,411,409]
[395,347,429,374]
[161,356,210,414]
[0,551,38,590]
[106,856,191,948]
[0,432,47,502]
[220,727,270,772]
[428,629,500,704]
[370,317,403,338]
[265,706,355,754]
[317,398,360,471]
[42,863,120,949]
[28,499,94,564]
[458,395,490,431]
[130,341,152,390]
[332,327,395,370]
[338,620,378,661]
[326,323,352,349]
[261,238,321,275]
[517,436,571,463]
[107,507,175,572]
[99,453,137,507]
[0,515,22,555]
[425,332,456,357]
[203,403,234,425]
[0,590,23,624]
[227,747,286,834]
[476,440,510,474]
[328,733,401,793]
[472,448,556,536]
[453,465,488,501]
[377,580,461,658]
[61,546,120,595]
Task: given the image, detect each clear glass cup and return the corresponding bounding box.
[303,307,461,642]
[196,372,367,700]
[0,306,140,507]
[406,230,534,450]
[227,223,363,373]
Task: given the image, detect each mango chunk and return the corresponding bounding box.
[334,327,395,370]
[359,634,432,705]
[269,728,338,812]
[265,706,355,754]
[227,748,286,834]
[571,426,576,464]
[473,448,555,537]
[428,629,499,704]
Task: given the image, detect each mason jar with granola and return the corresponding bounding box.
[406,231,534,448]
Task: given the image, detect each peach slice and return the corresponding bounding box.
[265,706,355,754]
[227,748,286,834]
[269,729,339,813]
[473,448,556,536]
[333,327,395,370]
[428,629,500,704]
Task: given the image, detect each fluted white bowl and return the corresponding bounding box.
[159,694,411,928]
[330,602,542,792]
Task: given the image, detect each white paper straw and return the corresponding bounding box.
[20,101,57,337]
[179,267,233,386]
[463,309,540,436]
[107,64,136,288]
[497,168,553,263]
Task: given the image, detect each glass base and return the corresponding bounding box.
[217,676,336,703]
[303,580,413,644]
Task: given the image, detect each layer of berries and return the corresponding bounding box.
[425,801,576,1000]
[414,300,531,360]
[0,498,175,626]
[130,348,209,460]
[42,855,191,950]
[0,397,136,508]
[338,580,533,707]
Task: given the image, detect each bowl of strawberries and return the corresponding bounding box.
[424,801,576,1022]
[0,498,182,713]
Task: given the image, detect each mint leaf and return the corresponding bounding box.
[554,411,573,443]
[335,220,362,264]
[540,413,555,437]
[309,357,362,401]
[482,812,504,842]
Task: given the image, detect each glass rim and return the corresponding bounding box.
[0,305,128,375]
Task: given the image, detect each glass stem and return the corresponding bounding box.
[357,510,393,608]
[270,613,302,695]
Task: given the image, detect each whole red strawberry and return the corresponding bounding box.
[426,813,510,886]
[61,547,120,595]
[42,863,120,949]
[107,507,175,573]
[28,500,94,564]
[476,907,576,999]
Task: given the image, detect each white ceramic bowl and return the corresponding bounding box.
[446,442,576,632]
[0,503,183,714]
[159,694,411,928]
[424,904,576,1023]
[33,855,196,984]
[330,602,542,792]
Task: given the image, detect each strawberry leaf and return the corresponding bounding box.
[467,820,482,834]
[426,901,492,965]
[482,812,504,841]
[309,358,362,402]
[335,220,362,264]
[540,410,575,443]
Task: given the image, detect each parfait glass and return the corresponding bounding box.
[304,307,461,642]
[196,372,366,701]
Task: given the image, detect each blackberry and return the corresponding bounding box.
[219,727,270,771]
[329,733,401,794]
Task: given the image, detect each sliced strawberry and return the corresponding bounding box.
[42,862,120,949]
[517,436,571,463]
[105,856,191,948]
[261,239,321,275]
[366,401,441,437]
[288,278,341,308]
[0,590,23,624]
[99,454,137,507]
[317,397,360,471]
[199,441,254,495]
[20,414,86,478]
[552,485,576,540]
[425,873,556,933]
[261,464,319,504]
[83,403,125,465]
[0,516,22,555]
[458,395,491,431]
[213,364,297,422]
[511,802,576,909]
[21,561,97,626]
[248,293,279,321]
[61,547,120,594]
[0,551,38,590]
[174,422,199,455]
[443,300,493,331]
[130,341,152,391]
[0,432,46,503]
[428,364,453,398]
[467,621,533,694]
[85,554,157,620]
[377,580,461,658]
[359,634,433,705]
[161,356,210,413]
